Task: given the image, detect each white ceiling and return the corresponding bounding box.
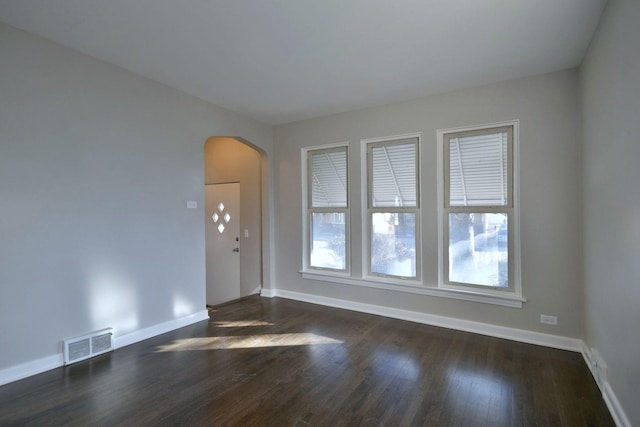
[0,0,606,125]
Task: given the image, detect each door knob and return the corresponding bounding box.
[232,248,240,252]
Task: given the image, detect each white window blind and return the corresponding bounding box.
[448,131,508,206]
[310,149,347,208]
[370,139,417,207]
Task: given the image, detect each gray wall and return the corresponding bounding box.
[204,137,263,296]
[0,23,272,371]
[274,69,583,338]
[580,0,640,424]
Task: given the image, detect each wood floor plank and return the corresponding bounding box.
[0,296,614,426]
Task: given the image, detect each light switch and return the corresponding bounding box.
[187,201,197,209]
[244,229,249,238]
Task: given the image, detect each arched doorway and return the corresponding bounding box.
[204,137,263,306]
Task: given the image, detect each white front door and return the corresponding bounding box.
[205,183,241,306]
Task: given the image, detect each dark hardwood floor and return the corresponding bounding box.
[0,296,614,426]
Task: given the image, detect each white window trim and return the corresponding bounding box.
[299,270,524,308]
[301,142,351,275]
[360,132,423,285]
[297,125,525,308]
[436,120,522,300]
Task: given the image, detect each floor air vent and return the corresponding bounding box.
[63,328,114,365]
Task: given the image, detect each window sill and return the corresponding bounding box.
[299,270,525,308]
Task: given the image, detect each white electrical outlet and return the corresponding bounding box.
[187,201,197,209]
[244,229,249,238]
[540,314,558,325]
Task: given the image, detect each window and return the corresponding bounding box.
[440,122,519,294]
[304,145,349,272]
[365,135,420,279]
[300,126,521,306]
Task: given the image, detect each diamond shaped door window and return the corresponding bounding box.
[212,200,230,233]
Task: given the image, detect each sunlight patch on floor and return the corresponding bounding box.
[212,320,274,328]
[155,333,343,351]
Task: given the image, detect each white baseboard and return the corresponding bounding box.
[0,310,209,387]
[0,354,63,387]
[114,310,209,349]
[602,382,631,427]
[260,288,277,298]
[581,344,631,427]
[266,289,582,352]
